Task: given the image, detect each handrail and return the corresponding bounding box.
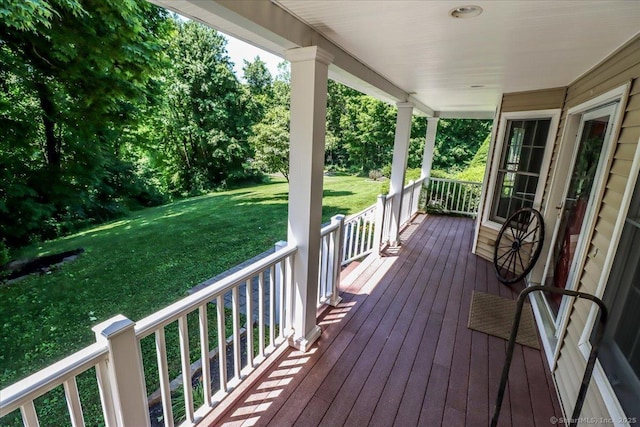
[320,218,341,236]
[491,286,608,427]
[425,177,482,217]
[429,177,481,186]
[0,343,109,416]
[135,244,297,339]
[345,203,376,222]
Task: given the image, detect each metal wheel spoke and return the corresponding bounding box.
[517,250,526,273]
[519,213,536,239]
[521,226,540,242]
[521,239,540,246]
[509,226,518,241]
[496,249,512,262]
[499,250,514,272]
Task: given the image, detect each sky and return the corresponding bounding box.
[223,33,284,81]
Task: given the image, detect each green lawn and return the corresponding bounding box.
[0,175,383,389]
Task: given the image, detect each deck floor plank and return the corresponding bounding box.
[210,215,563,427]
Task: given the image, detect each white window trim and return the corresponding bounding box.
[472,96,502,254]
[481,109,560,231]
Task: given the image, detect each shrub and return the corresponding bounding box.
[380,167,423,194]
[368,169,383,181]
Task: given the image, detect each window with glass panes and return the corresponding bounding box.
[491,119,551,222]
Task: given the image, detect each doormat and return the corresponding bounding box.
[467,291,540,350]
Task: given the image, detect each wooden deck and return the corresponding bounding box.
[208,214,562,426]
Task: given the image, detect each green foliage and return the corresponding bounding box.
[154,20,252,195]
[171,382,205,424]
[432,119,492,172]
[0,241,9,267]
[243,56,273,97]
[454,133,490,182]
[340,96,397,174]
[429,169,454,179]
[0,0,172,246]
[249,106,290,180]
[380,167,422,194]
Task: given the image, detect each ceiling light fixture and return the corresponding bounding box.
[450,5,483,19]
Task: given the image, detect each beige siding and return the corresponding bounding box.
[475,87,567,261]
[502,87,567,113]
[552,33,640,421]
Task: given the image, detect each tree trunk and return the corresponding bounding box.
[35,81,61,168]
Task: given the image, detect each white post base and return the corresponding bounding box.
[289,325,322,352]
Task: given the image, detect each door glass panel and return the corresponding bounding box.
[545,110,612,314]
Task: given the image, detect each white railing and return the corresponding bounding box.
[399,178,426,227]
[425,177,482,217]
[374,193,395,248]
[318,215,345,307]
[373,178,425,248]
[1,244,297,427]
[0,343,110,427]
[342,205,377,265]
[135,244,297,426]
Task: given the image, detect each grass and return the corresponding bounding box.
[0,175,382,424]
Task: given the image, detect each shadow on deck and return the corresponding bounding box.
[203,214,562,426]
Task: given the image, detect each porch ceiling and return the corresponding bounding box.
[154,0,640,117]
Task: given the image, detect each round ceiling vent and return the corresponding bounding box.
[450,5,483,19]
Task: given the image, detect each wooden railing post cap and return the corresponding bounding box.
[92,314,135,340]
[331,214,345,222]
[377,194,387,201]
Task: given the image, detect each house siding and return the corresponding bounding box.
[475,87,566,262]
[550,35,640,421]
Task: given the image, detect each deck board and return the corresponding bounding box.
[209,214,562,427]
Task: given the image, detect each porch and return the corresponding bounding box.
[205,214,562,427]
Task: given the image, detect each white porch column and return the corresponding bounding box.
[284,46,333,352]
[420,117,439,180]
[388,102,414,246]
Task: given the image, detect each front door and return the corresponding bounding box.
[542,103,619,316]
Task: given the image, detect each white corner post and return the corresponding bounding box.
[284,46,333,352]
[329,214,345,307]
[274,240,287,324]
[420,117,439,180]
[92,315,149,427]
[388,102,414,246]
[373,194,388,252]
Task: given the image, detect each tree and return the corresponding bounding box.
[432,119,492,172]
[0,0,171,247]
[340,95,396,174]
[243,56,273,97]
[242,56,274,125]
[249,106,290,181]
[156,20,252,194]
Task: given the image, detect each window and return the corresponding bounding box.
[597,181,640,420]
[491,118,551,222]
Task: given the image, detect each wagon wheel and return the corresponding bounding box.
[493,207,545,285]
